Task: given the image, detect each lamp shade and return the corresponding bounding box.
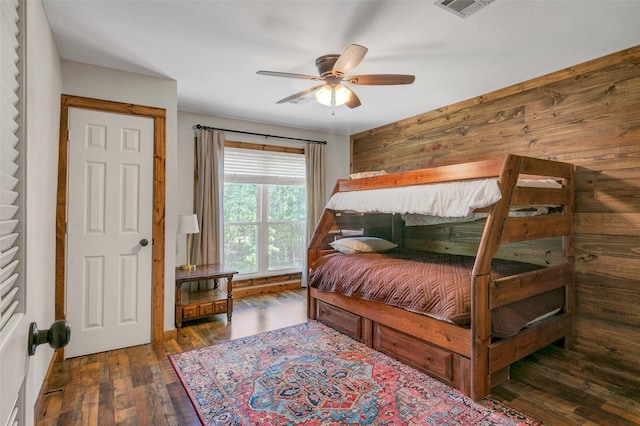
[333,84,352,106]
[315,84,352,107]
[315,85,333,106]
[177,214,199,234]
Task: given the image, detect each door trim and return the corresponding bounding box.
[55,95,166,356]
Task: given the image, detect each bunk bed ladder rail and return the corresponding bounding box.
[470,154,575,401]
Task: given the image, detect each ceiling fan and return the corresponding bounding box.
[257,44,415,109]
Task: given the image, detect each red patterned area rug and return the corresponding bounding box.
[169,321,540,425]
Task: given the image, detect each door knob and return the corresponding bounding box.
[28,320,71,356]
[140,238,149,246]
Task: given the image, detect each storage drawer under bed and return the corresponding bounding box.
[314,298,471,392]
[316,300,364,341]
[373,323,453,383]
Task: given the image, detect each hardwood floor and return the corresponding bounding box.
[37,289,639,425]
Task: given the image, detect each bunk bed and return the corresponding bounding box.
[307,154,575,401]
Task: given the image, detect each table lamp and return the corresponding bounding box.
[178,214,199,270]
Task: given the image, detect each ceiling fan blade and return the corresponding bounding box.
[346,90,361,109]
[276,84,325,104]
[257,70,323,81]
[345,74,415,85]
[332,44,368,76]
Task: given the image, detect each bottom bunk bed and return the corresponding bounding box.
[307,154,575,401]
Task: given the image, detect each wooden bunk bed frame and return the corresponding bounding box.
[307,154,575,401]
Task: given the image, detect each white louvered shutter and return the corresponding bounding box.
[1,0,27,424]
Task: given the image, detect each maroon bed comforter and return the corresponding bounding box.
[308,250,563,337]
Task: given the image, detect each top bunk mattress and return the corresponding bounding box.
[326,179,502,217]
[325,178,562,219]
[308,250,564,337]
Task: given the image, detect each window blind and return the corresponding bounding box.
[224,147,306,185]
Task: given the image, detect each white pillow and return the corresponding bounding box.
[329,237,397,254]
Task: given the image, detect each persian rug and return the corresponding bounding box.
[169,321,540,425]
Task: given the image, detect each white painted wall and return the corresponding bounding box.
[24,1,62,423]
[60,60,179,332]
[176,111,350,266]
[22,4,349,418]
[57,63,350,331]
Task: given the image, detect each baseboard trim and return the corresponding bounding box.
[234,280,301,298]
[163,329,178,340]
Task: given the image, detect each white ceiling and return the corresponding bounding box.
[42,0,640,136]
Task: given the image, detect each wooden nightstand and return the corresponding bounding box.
[175,264,238,329]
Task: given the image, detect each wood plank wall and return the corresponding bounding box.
[350,46,640,373]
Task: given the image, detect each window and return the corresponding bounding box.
[223,147,306,276]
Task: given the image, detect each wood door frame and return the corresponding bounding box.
[55,95,166,357]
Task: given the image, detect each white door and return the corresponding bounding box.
[65,107,153,358]
[1,1,28,423]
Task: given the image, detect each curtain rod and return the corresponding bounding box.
[194,124,327,145]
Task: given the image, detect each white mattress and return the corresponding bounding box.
[325,178,561,223]
[326,179,502,217]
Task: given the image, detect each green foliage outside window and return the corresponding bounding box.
[268,185,306,221]
[268,185,306,270]
[224,184,257,222]
[224,183,306,274]
[224,184,258,273]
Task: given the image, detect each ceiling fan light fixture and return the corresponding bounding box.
[315,85,333,106]
[334,84,352,106]
[259,43,414,109]
[315,84,351,107]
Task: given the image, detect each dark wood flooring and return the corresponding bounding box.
[37,289,640,425]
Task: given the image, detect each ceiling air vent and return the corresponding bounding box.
[434,0,494,18]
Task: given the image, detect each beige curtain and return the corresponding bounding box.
[305,142,326,239]
[304,142,326,286]
[190,129,225,267]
